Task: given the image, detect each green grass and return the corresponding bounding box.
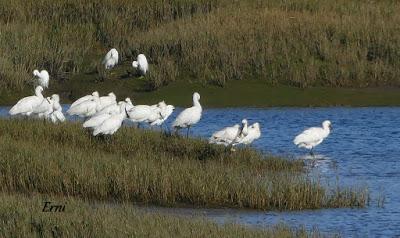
[0,192,327,237]
[1,0,400,98]
[0,119,368,211]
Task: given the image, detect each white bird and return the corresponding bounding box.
[125,97,134,110]
[294,120,332,155]
[93,101,119,116]
[33,96,53,119]
[150,101,175,127]
[103,48,119,69]
[126,104,159,126]
[70,91,99,109]
[237,122,261,146]
[9,86,44,116]
[33,69,50,88]
[209,119,248,146]
[92,102,128,136]
[83,100,127,129]
[49,94,65,123]
[67,95,101,118]
[98,92,117,110]
[172,92,202,137]
[132,54,149,76]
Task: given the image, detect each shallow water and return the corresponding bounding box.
[1,106,399,237]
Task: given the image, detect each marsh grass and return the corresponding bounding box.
[0,192,328,238]
[0,119,368,210]
[1,0,400,91]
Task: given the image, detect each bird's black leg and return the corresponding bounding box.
[186,126,190,138]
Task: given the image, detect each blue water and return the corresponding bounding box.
[1,106,400,237]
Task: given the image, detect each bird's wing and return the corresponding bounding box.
[32,98,51,114]
[127,105,152,121]
[293,127,324,145]
[53,110,65,122]
[83,113,112,128]
[102,50,112,64]
[71,95,92,108]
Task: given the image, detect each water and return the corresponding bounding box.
[1,106,399,237]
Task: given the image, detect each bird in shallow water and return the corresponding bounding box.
[172,92,202,138]
[293,120,332,156]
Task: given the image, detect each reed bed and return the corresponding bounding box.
[0,192,328,237]
[0,0,399,91]
[0,119,367,210]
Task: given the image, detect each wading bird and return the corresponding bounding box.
[92,102,128,136]
[33,69,50,88]
[293,120,332,155]
[132,54,149,76]
[98,92,117,111]
[209,119,248,147]
[103,48,119,69]
[67,94,101,118]
[70,91,99,109]
[48,94,65,123]
[150,101,175,131]
[236,122,261,146]
[172,92,202,138]
[9,86,44,116]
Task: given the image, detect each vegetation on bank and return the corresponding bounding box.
[0,193,326,238]
[0,119,368,210]
[1,0,400,93]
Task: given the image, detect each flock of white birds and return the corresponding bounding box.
[8,48,332,154]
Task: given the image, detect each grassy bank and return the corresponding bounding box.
[0,192,324,237]
[0,119,367,210]
[1,0,400,94]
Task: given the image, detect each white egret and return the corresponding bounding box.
[126,104,159,126]
[92,102,128,136]
[237,122,261,145]
[9,86,44,116]
[98,92,117,110]
[209,119,248,146]
[132,54,149,76]
[172,92,202,137]
[33,69,50,88]
[67,95,101,118]
[70,91,99,108]
[150,101,175,127]
[294,120,332,155]
[125,97,134,110]
[33,96,53,119]
[49,94,65,123]
[103,48,119,69]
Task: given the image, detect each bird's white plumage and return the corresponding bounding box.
[126,104,156,123]
[92,103,127,136]
[210,119,248,146]
[67,96,100,117]
[132,54,149,75]
[33,70,50,88]
[294,120,332,150]
[48,94,65,123]
[9,86,44,116]
[70,91,99,108]
[103,48,119,69]
[236,122,261,145]
[172,92,202,129]
[34,97,53,118]
[98,92,117,110]
[151,102,175,126]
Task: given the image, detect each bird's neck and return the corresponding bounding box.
[193,99,201,108]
